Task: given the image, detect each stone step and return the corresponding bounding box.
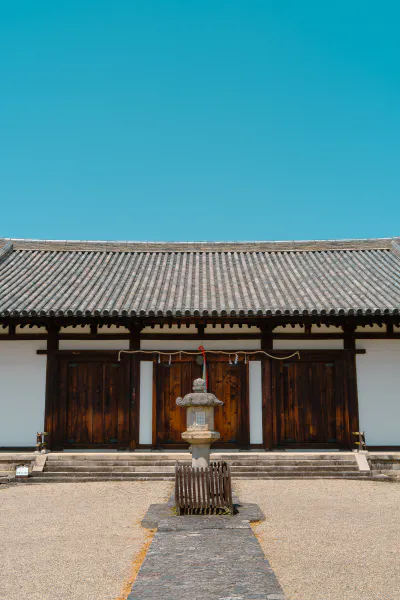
[28,472,370,483]
[232,472,372,479]
[35,468,368,478]
[229,465,357,472]
[45,465,176,473]
[45,460,181,467]
[26,476,175,483]
[44,463,357,474]
[43,458,356,468]
[32,471,173,479]
[46,454,354,462]
[227,459,356,467]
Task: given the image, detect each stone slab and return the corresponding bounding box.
[128,525,286,600]
[141,502,265,529]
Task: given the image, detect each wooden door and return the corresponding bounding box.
[207,360,248,446]
[272,354,349,446]
[156,358,248,447]
[156,360,202,446]
[59,358,129,447]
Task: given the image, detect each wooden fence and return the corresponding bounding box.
[175,461,233,515]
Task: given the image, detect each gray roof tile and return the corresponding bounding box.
[0,238,399,318]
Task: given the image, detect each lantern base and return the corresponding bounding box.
[181,430,220,468]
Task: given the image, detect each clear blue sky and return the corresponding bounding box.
[1,1,399,242]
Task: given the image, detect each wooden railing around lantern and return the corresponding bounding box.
[175,461,234,515]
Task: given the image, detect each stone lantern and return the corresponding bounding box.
[176,378,224,468]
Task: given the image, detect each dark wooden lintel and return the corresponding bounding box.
[36,348,367,357]
[1,315,399,330]
[1,329,399,343]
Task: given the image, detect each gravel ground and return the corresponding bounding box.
[235,480,400,600]
[0,481,172,600]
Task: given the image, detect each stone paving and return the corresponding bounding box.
[128,500,286,600]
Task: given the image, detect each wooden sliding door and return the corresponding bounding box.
[155,357,249,448]
[56,354,131,448]
[271,351,356,447]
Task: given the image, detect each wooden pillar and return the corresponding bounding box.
[261,325,274,450]
[343,324,359,447]
[128,324,141,449]
[44,324,60,449]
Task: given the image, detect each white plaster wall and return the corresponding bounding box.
[204,324,261,334]
[249,361,263,444]
[274,325,305,333]
[60,325,91,334]
[0,341,47,446]
[273,339,344,350]
[16,325,46,334]
[139,361,153,444]
[141,339,261,350]
[59,340,129,350]
[356,340,400,446]
[98,325,129,334]
[355,324,385,333]
[142,324,198,334]
[311,325,341,334]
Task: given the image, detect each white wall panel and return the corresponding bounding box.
[141,339,261,350]
[356,340,400,446]
[273,339,344,350]
[59,340,129,350]
[0,341,47,447]
[139,361,153,445]
[249,361,263,444]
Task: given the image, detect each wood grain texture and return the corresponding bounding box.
[271,352,354,447]
[155,357,248,447]
[56,355,130,447]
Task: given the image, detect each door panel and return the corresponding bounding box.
[208,362,245,445]
[156,359,248,447]
[62,359,126,447]
[103,363,121,444]
[156,361,202,445]
[273,358,343,445]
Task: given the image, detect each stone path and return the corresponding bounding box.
[128,504,286,600]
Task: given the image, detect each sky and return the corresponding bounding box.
[0,1,399,242]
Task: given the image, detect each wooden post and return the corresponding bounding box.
[343,324,360,448]
[44,324,59,450]
[128,324,142,450]
[261,324,274,450]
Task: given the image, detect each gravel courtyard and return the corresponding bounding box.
[0,481,172,600]
[236,479,400,600]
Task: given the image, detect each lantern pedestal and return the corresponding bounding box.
[182,430,220,468]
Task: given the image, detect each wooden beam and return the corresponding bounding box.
[343,324,356,350]
[261,325,273,449]
[36,348,367,356]
[44,325,60,449]
[128,325,142,450]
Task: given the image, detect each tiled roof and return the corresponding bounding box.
[0,237,399,318]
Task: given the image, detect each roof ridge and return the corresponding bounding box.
[0,237,396,253]
[391,238,400,259]
[0,241,13,264]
